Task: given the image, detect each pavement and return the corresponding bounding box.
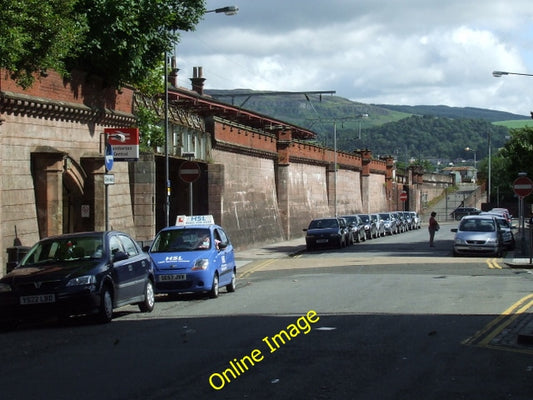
[503,226,533,268]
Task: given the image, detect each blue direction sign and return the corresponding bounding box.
[105,143,114,171]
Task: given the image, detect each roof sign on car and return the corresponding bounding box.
[175,215,215,226]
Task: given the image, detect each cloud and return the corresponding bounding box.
[175,0,533,115]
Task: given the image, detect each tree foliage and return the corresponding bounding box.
[475,126,533,201]
[0,0,206,88]
[0,0,88,88]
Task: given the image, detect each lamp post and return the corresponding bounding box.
[163,5,238,227]
[491,69,533,204]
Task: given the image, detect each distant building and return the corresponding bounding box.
[442,166,477,184]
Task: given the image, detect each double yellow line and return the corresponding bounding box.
[462,293,533,354]
[239,259,276,279]
[486,258,502,269]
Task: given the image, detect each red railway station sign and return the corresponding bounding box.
[179,161,201,183]
[513,176,533,197]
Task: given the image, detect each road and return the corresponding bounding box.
[1,223,533,399]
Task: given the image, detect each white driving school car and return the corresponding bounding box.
[147,215,236,298]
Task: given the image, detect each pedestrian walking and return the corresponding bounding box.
[428,211,440,247]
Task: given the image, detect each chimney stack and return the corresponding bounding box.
[190,66,206,95]
[168,55,179,88]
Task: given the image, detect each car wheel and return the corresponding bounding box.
[96,285,114,323]
[226,270,236,292]
[138,279,155,313]
[209,274,219,298]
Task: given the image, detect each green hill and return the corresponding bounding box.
[206,89,527,164]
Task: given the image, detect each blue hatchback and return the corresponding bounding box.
[147,216,236,298]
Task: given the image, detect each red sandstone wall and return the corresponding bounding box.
[1,69,134,113]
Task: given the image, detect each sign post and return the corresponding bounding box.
[179,161,201,215]
[513,175,533,251]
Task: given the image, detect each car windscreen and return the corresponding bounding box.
[308,219,338,229]
[20,235,104,265]
[150,228,211,252]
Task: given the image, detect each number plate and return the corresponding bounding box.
[20,294,56,305]
[316,239,329,244]
[159,274,186,282]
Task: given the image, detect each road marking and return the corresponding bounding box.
[462,293,533,354]
[240,259,276,278]
[487,258,502,269]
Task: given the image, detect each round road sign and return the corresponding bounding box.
[179,161,201,183]
[513,176,533,197]
[399,191,408,202]
[105,143,114,171]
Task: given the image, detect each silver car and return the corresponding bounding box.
[451,215,504,257]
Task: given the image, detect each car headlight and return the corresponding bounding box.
[0,282,12,293]
[486,237,498,244]
[192,258,209,271]
[454,238,466,244]
[66,275,96,286]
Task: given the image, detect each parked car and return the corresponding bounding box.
[304,217,349,250]
[370,213,386,237]
[408,211,421,229]
[480,212,515,250]
[0,231,155,327]
[379,212,399,235]
[341,215,366,243]
[489,208,512,224]
[400,212,412,231]
[451,207,481,221]
[451,215,504,257]
[147,215,236,298]
[357,214,378,239]
[391,212,406,233]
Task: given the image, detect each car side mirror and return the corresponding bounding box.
[451,228,458,232]
[113,251,129,262]
[303,228,308,232]
[218,242,228,250]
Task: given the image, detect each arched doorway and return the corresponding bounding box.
[32,149,89,238]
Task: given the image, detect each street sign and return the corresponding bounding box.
[513,176,533,197]
[179,161,201,183]
[104,128,140,161]
[105,143,114,171]
[104,174,115,185]
[399,191,408,202]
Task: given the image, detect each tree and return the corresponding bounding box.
[477,126,533,201]
[0,0,206,89]
[0,0,88,88]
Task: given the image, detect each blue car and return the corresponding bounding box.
[147,215,236,298]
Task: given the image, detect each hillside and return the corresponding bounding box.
[206,89,526,163]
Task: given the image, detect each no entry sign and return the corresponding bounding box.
[399,191,408,202]
[179,161,201,183]
[513,176,533,197]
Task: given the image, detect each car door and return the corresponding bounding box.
[214,228,235,286]
[117,234,147,301]
[108,234,138,303]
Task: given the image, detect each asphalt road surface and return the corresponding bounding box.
[1,223,533,400]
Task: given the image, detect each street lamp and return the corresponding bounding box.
[464,147,476,168]
[492,70,533,78]
[491,69,533,204]
[206,6,239,15]
[164,5,239,227]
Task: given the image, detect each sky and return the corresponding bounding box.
[175,0,533,116]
